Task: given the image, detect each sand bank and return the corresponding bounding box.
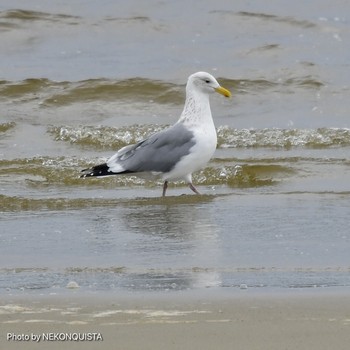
[1,289,349,350]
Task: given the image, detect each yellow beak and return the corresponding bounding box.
[215,86,232,98]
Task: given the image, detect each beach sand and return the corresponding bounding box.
[1,289,349,350]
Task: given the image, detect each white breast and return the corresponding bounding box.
[163,122,217,182]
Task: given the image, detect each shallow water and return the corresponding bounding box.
[1,0,350,295]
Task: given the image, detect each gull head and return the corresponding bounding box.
[187,71,231,98]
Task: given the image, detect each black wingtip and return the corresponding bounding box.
[80,163,111,178]
[80,163,134,178]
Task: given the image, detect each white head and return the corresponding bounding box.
[187,71,231,97]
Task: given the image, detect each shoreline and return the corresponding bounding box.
[1,288,350,349]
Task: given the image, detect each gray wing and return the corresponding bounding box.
[107,123,195,174]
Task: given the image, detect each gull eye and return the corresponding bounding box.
[204,79,210,83]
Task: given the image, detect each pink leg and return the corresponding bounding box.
[162,181,168,197]
[189,183,200,195]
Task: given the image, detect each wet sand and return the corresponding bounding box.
[1,289,350,350]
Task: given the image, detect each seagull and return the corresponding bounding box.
[81,71,231,196]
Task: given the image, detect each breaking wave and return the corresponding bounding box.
[48,124,350,149]
[217,126,350,148]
